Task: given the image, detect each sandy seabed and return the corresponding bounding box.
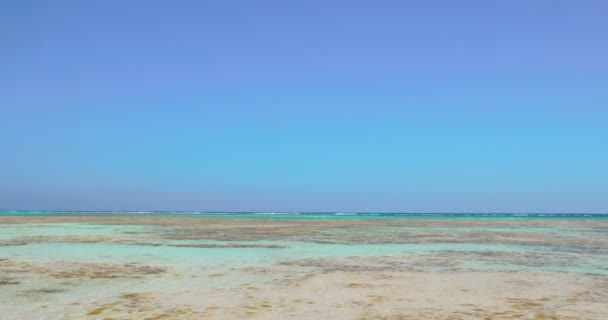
[1,215,607,319]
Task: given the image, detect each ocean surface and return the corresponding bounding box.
[1,212,607,319]
[2,211,608,219]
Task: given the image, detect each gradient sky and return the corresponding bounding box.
[1,0,607,212]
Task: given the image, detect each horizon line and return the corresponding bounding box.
[2,210,607,215]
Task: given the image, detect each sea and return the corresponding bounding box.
[1,211,607,319]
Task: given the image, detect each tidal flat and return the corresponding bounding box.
[1,213,607,319]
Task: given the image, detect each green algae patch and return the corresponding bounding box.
[506,297,545,309]
[0,277,20,285]
[48,263,166,279]
[368,295,388,302]
[143,314,170,320]
[86,307,107,315]
[534,311,559,319]
[207,273,226,277]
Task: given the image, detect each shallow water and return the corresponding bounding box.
[1,213,607,319]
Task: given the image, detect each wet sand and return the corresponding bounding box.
[1,215,607,319]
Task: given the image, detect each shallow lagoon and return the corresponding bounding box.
[1,213,607,319]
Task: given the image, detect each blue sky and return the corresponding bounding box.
[1,0,607,212]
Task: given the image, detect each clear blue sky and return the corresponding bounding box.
[1,0,607,212]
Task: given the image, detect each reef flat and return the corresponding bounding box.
[1,214,607,319]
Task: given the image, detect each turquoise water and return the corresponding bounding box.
[0,222,149,239]
[2,217,607,275]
